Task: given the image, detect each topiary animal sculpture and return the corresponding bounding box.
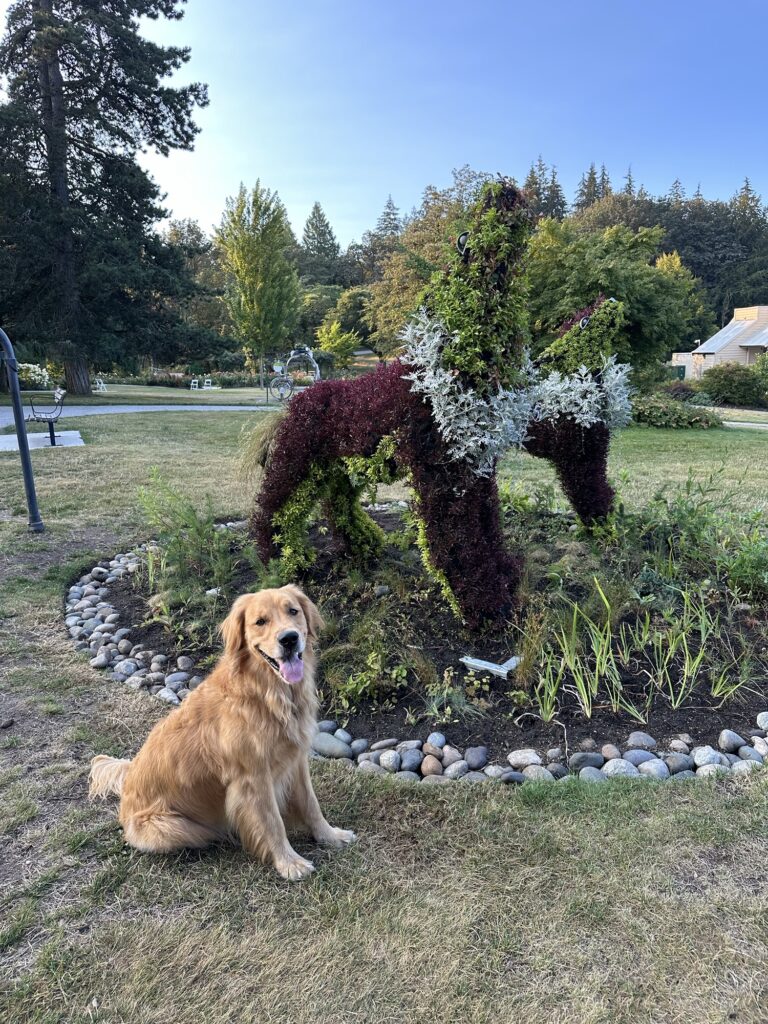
[250,179,631,626]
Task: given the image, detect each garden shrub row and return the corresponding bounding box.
[632,394,723,429]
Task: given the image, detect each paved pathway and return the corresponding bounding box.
[723,420,768,431]
[0,403,271,431]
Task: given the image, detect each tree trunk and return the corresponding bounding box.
[64,354,91,395]
[34,1,88,391]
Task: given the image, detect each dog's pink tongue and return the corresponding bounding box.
[279,655,304,684]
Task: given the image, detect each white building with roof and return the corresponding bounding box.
[672,306,768,379]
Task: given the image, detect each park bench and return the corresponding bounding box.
[26,387,66,446]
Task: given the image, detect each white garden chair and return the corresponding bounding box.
[92,377,107,393]
[202,377,213,390]
[190,379,199,390]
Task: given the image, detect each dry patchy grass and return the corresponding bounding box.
[1,413,768,1022]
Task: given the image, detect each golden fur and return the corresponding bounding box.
[89,585,355,880]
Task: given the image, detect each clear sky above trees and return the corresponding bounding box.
[23,0,760,247]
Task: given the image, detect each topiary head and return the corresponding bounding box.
[425,177,534,394]
[540,296,628,375]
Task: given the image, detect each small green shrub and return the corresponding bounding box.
[703,362,767,408]
[660,379,698,402]
[632,395,723,429]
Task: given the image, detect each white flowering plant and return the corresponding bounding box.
[17,362,52,390]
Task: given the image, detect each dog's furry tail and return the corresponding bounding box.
[89,755,131,799]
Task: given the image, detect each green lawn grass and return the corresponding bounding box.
[1,413,768,1023]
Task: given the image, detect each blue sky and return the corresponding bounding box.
[4,0,768,244]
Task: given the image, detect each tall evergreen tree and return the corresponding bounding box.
[215,182,300,382]
[298,201,341,284]
[541,166,568,220]
[375,195,402,237]
[574,163,600,211]
[598,164,612,199]
[0,0,208,392]
[623,166,635,196]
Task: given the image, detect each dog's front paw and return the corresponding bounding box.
[319,826,357,848]
[275,851,315,881]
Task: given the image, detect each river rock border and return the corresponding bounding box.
[66,550,768,786]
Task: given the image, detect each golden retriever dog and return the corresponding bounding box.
[89,585,355,880]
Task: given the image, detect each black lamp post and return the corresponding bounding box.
[0,327,44,533]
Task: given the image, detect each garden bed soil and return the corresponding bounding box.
[100,508,768,763]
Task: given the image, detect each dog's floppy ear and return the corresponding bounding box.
[220,594,251,655]
[284,585,324,640]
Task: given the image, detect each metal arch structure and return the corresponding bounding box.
[0,327,45,532]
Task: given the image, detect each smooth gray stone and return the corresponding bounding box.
[164,671,190,686]
[379,750,401,773]
[738,745,763,763]
[176,656,194,671]
[444,759,469,780]
[461,771,491,783]
[421,774,451,785]
[546,747,563,761]
[638,759,670,780]
[426,731,446,748]
[358,760,387,776]
[569,751,605,772]
[350,738,369,756]
[312,733,353,759]
[370,737,399,751]
[464,746,488,770]
[692,745,721,767]
[155,687,180,705]
[523,765,555,782]
[500,770,526,784]
[623,749,657,766]
[89,653,110,669]
[441,746,463,767]
[400,749,424,773]
[756,712,768,730]
[665,753,695,775]
[334,728,353,745]
[357,751,381,765]
[723,753,740,765]
[393,771,421,782]
[718,729,747,753]
[602,758,640,778]
[625,731,657,751]
[753,736,768,757]
[579,766,607,783]
[669,770,697,781]
[507,748,541,769]
[396,739,423,752]
[547,763,568,780]
[668,740,690,754]
[317,720,338,734]
[484,765,507,779]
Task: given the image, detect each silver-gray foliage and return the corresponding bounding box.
[401,310,632,477]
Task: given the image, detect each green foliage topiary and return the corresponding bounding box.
[425,180,533,394]
[541,297,626,374]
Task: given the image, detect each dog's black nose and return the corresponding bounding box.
[278,629,300,651]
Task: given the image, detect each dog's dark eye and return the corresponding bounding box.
[255,617,267,627]
[288,607,299,616]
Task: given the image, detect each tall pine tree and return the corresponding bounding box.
[0,1,208,392]
[574,163,600,211]
[375,195,402,237]
[298,201,341,284]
